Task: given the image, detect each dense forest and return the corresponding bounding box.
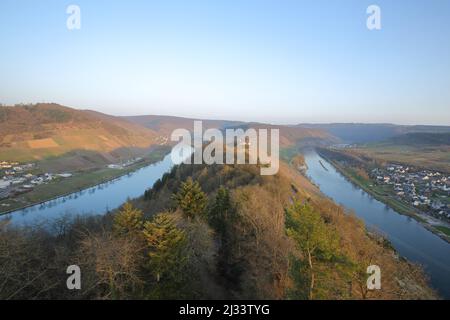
[0,155,437,299]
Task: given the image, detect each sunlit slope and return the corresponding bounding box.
[137,156,436,299]
[125,115,336,148]
[0,103,159,162]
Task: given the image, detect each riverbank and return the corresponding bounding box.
[317,150,450,244]
[303,149,450,298]
[0,148,170,216]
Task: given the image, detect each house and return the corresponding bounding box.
[31,177,44,185]
[432,201,444,210]
[0,179,11,189]
[58,173,73,178]
[108,164,122,169]
[11,178,25,184]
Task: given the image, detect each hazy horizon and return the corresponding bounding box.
[2,101,450,127]
[1,0,449,125]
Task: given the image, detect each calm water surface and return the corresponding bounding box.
[3,149,449,298]
[2,154,174,226]
[304,149,450,299]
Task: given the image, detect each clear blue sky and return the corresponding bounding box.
[1,0,449,125]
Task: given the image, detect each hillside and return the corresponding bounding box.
[123,115,243,137]
[237,123,336,147]
[114,157,437,299]
[124,115,335,148]
[341,132,450,173]
[0,104,336,167]
[0,104,160,165]
[0,154,437,299]
[387,132,450,146]
[298,123,450,144]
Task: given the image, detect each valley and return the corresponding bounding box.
[315,136,450,242]
[1,103,450,299]
[2,0,450,305]
[0,103,334,214]
[0,147,169,215]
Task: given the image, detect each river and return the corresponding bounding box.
[2,148,449,298]
[1,153,174,226]
[304,149,450,299]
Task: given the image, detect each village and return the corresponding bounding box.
[0,160,72,203]
[0,156,150,209]
[106,157,144,169]
[370,164,450,221]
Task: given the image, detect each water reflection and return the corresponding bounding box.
[304,149,450,299]
[1,154,174,226]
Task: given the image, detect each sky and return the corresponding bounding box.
[0,0,449,125]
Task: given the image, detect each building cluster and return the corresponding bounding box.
[370,164,450,221]
[0,161,72,201]
[107,157,143,169]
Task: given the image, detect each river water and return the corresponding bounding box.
[304,149,450,299]
[1,154,174,226]
[2,149,449,298]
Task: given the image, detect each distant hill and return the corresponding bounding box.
[124,116,335,147]
[226,122,337,147]
[386,132,450,146]
[123,114,244,137]
[0,104,335,167]
[0,103,159,164]
[297,123,450,144]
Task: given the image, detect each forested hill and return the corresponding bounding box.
[0,155,437,299]
[0,103,160,163]
[297,123,450,144]
[0,103,335,164]
[135,159,436,299]
[124,115,336,147]
[386,132,450,146]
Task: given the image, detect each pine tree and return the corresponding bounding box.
[113,202,144,236]
[143,213,187,283]
[209,186,231,233]
[286,200,339,300]
[173,177,208,219]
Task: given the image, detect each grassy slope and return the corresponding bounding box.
[349,139,450,174]
[436,226,450,237]
[0,103,159,163]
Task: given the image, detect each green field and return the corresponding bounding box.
[0,149,169,214]
[436,226,450,237]
[351,144,450,173]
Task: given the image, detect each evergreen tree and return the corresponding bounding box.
[286,200,339,300]
[143,213,187,283]
[173,177,208,219]
[113,202,144,236]
[209,186,231,233]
